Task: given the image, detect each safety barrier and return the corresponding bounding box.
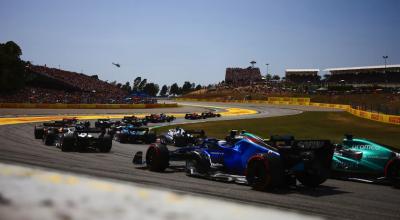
[267,97,311,103]
[0,103,178,109]
[176,98,400,125]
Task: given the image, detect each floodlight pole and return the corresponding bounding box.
[266,63,269,75]
[250,61,256,68]
[383,56,388,72]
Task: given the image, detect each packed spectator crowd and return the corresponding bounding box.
[28,65,125,94]
[286,74,321,84]
[0,65,158,104]
[0,87,122,104]
[325,71,400,84]
[225,67,263,86]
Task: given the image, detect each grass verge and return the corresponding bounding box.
[155,111,400,149]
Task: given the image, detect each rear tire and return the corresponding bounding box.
[296,158,330,187]
[60,135,74,152]
[43,132,55,146]
[246,154,284,191]
[99,135,112,153]
[34,126,44,139]
[146,144,169,172]
[117,133,128,143]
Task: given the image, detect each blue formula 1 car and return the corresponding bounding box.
[134,130,334,190]
[114,125,156,144]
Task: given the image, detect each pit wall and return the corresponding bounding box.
[176,97,400,125]
[0,103,178,109]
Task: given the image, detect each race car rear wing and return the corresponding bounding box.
[75,127,105,133]
[42,121,68,127]
[185,129,206,137]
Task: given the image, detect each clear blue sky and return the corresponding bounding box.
[1,0,399,86]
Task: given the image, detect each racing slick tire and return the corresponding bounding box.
[43,132,55,146]
[296,158,330,187]
[34,126,44,139]
[99,134,112,153]
[185,151,211,175]
[146,144,169,172]
[116,133,128,143]
[246,154,284,191]
[60,135,75,152]
[386,158,400,189]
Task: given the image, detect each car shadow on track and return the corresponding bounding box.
[135,165,186,173]
[267,185,350,197]
[134,164,351,197]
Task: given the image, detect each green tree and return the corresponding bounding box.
[0,41,26,92]
[170,83,180,95]
[138,78,147,92]
[143,83,159,96]
[160,85,168,97]
[182,81,192,94]
[195,84,202,90]
[121,81,132,93]
[265,74,272,81]
[272,75,281,81]
[132,77,141,92]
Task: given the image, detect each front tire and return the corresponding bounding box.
[246,154,284,191]
[146,144,169,172]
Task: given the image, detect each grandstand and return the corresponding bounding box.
[225,67,262,86]
[0,65,130,104]
[285,69,320,83]
[324,65,400,86]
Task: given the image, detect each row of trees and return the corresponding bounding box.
[265,74,281,81]
[110,77,203,97]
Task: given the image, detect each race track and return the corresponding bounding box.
[0,102,399,220]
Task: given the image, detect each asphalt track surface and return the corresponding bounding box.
[0,102,399,220]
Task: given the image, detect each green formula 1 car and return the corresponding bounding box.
[332,135,400,188]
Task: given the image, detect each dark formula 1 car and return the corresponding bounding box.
[332,135,400,188]
[201,111,221,118]
[184,113,205,120]
[114,126,156,144]
[159,128,206,147]
[94,118,115,128]
[34,119,81,145]
[57,126,112,152]
[136,130,334,190]
[145,114,175,123]
[122,116,148,126]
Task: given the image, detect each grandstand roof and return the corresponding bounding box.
[285,69,320,72]
[324,64,400,72]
